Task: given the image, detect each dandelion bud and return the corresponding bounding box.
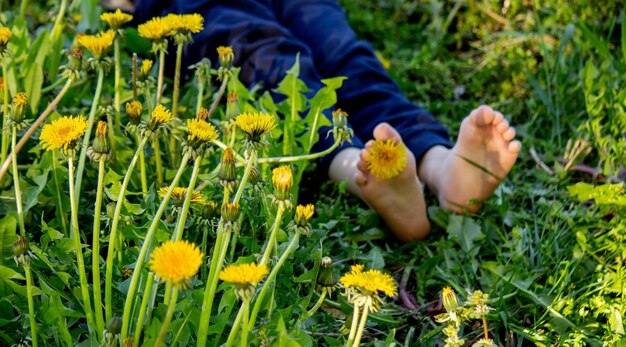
[218,148,238,192]
[295,204,314,227]
[225,91,239,120]
[13,236,30,266]
[197,107,209,121]
[221,202,240,223]
[123,337,133,347]
[125,100,143,124]
[11,92,27,124]
[272,166,293,201]
[332,108,348,128]
[88,121,110,161]
[139,59,152,80]
[13,236,29,258]
[442,286,459,313]
[202,200,218,220]
[106,202,116,219]
[107,317,122,335]
[247,165,262,187]
[217,46,234,68]
[317,256,336,288]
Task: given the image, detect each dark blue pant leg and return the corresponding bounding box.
[271,0,452,164]
[133,0,364,173]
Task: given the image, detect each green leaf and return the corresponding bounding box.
[0,215,17,266]
[0,265,24,281]
[301,76,347,151]
[446,214,483,255]
[24,62,44,114]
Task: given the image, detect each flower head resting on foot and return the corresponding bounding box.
[365,139,407,180]
[149,240,203,287]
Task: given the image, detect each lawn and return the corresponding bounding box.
[0,0,625,346]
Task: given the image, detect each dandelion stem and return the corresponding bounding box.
[224,298,248,347]
[24,263,37,347]
[482,314,489,339]
[18,0,28,21]
[92,158,106,336]
[232,150,256,204]
[172,157,202,241]
[136,134,148,196]
[114,38,122,132]
[247,230,301,334]
[50,0,67,42]
[195,79,204,115]
[154,138,164,185]
[75,67,105,202]
[259,205,284,266]
[120,152,191,341]
[172,43,183,119]
[0,78,73,183]
[197,218,230,347]
[200,224,210,282]
[105,137,148,323]
[207,75,229,119]
[1,62,10,169]
[133,272,155,347]
[51,151,68,235]
[68,156,96,337]
[155,286,179,347]
[302,290,327,321]
[156,49,165,106]
[345,305,360,347]
[257,138,342,164]
[11,127,25,236]
[352,304,370,347]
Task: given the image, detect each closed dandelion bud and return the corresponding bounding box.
[218,148,238,191]
[226,91,239,120]
[13,236,29,258]
[317,256,336,288]
[11,92,27,126]
[217,46,234,68]
[106,202,116,219]
[107,317,122,335]
[295,204,314,227]
[0,26,12,56]
[221,202,240,222]
[272,165,293,201]
[139,59,152,81]
[248,165,261,187]
[88,121,110,161]
[125,100,143,124]
[202,200,218,220]
[197,107,209,121]
[332,108,348,128]
[442,286,459,313]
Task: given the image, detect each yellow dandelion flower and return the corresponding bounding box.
[140,59,153,76]
[339,264,397,297]
[78,30,115,58]
[158,186,205,205]
[138,17,172,41]
[96,121,107,137]
[40,115,89,151]
[365,139,407,180]
[217,46,233,59]
[272,165,293,193]
[235,112,277,138]
[149,240,203,285]
[125,100,143,121]
[187,118,219,143]
[219,262,268,286]
[150,104,174,127]
[0,26,12,46]
[100,9,133,29]
[165,13,204,34]
[295,204,314,227]
[13,92,27,107]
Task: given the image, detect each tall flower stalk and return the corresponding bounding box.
[86,121,111,336]
[40,115,96,336]
[9,92,28,236]
[101,9,133,132]
[13,236,37,347]
[0,26,13,168]
[75,30,115,201]
[105,104,173,323]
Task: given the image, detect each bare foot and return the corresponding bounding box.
[419,105,522,213]
[355,123,430,241]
